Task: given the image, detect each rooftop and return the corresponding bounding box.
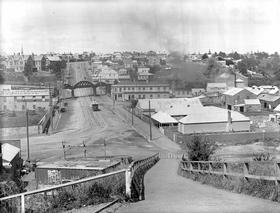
[179,106,250,124]
[223,87,244,96]
[258,94,280,102]
[151,111,178,124]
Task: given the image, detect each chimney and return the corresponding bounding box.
[228,110,232,124]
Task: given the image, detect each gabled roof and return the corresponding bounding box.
[137,98,203,113]
[151,111,178,124]
[258,94,280,102]
[46,56,61,61]
[244,99,261,105]
[2,143,20,162]
[246,87,264,95]
[179,106,249,124]
[274,104,280,112]
[223,87,244,96]
[207,83,227,88]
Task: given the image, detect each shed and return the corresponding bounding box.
[258,94,280,111]
[244,99,261,112]
[151,111,178,127]
[178,106,250,134]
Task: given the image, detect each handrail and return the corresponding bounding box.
[0,169,126,201]
[180,160,280,182]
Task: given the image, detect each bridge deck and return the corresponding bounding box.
[117,158,280,213]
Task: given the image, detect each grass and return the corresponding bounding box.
[0,172,126,213]
[0,110,46,128]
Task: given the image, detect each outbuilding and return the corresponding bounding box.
[258,94,280,111]
[178,106,250,134]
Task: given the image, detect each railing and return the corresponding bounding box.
[180,160,280,189]
[126,153,160,201]
[0,153,160,213]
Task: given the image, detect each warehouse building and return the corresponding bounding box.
[0,84,50,111]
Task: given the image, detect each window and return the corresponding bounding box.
[158,94,160,98]
[150,87,153,90]
[3,97,7,102]
[14,97,17,101]
[42,95,45,99]
[158,87,160,90]
[143,87,145,90]
[22,105,25,110]
[150,94,153,98]
[3,105,7,110]
[143,95,146,98]
[33,105,36,109]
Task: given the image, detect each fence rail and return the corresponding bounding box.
[0,153,160,213]
[180,160,280,184]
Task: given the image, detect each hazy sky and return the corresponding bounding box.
[1,0,280,54]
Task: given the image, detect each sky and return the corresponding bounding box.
[1,0,280,54]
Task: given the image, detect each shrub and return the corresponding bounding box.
[184,134,217,161]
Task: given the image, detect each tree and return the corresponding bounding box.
[184,134,217,161]
[237,61,248,76]
[149,65,161,74]
[23,56,34,80]
[49,60,66,80]
[41,56,47,71]
[201,53,208,60]
[218,51,226,58]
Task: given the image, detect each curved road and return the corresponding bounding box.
[117,158,280,213]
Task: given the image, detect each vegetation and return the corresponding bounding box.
[49,60,67,80]
[1,173,125,213]
[23,56,35,80]
[184,134,217,161]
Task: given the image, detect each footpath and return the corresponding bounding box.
[114,104,280,213]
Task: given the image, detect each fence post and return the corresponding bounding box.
[125,169,132,198]
[223,162,228,179]
[274,162,280,197]
[209,162,213,173]
[243,162,249,181]
[21,194,25,213]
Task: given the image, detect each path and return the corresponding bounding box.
[117,159,280,213]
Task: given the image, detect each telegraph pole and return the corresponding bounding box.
[49,83,53,133]
[148,99,152,141]
[24,98,30,162]
[131,105,134,125]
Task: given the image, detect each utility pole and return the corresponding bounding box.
[49,83,53,133]
[149,99,152,141]
[24,98,30,162]
[131,105,134,125]
[104,139,107,160]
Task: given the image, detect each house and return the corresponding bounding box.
[191,88,205,97]
[92,66,118,84]
[178,107,250,134]
[258,94,280,111]
[215,71,248,88]
[111,82,170,101]
[173,90,192,98]
[123,58,134,69]
[259,85,279,95]
[223,87,257,112]
[1,143,22,178]
[33,55,44,72]
[206,83,227,93]
[137,66,153,82]
[244,99,261,112]
[117,68,130,81]
[147,55,160,66]
[6,54,25,72]
[45,55,61,68]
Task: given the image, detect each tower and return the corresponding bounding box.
[21,45,24,55]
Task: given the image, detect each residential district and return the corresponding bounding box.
[1,50,280,212]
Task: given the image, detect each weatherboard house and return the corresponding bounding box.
[178,106,250,134]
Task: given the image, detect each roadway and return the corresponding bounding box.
[117,159,280,213]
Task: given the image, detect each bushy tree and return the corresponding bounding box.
[23,56,35,80]
[184,134,217,161]
[201,53,208,60]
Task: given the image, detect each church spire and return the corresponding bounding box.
[21,45,23,55]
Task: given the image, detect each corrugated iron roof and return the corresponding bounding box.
[2,143,20,163]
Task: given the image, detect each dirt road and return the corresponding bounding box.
[117,159,280,213]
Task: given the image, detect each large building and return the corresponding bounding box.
[0,84,50,111]
[178,107,250,134]
[111,82,170,101]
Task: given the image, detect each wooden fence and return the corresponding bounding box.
[0,153,160,213]
[180,160,280,190]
